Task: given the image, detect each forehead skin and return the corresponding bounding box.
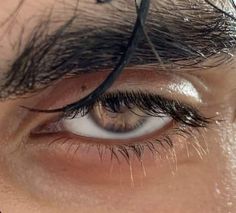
[0,1,235,213]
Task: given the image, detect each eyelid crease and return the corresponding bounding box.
[106,71,204,104]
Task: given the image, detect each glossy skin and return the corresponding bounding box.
[0,0,235,212]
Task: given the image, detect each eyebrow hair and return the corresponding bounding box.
[0,0,236,100]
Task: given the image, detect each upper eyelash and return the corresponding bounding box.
[63,90,211,128]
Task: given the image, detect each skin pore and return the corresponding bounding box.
[0,0,235,212]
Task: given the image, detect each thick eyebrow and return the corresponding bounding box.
[0,0,236,99]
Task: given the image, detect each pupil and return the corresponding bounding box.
[91,103,146,133]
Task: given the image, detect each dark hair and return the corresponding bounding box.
[0,0,235,114]
[53,0,151,113]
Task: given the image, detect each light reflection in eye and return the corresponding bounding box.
[62,103,172,140]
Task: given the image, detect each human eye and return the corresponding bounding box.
[61,92,173,140]
[29,71,210,169]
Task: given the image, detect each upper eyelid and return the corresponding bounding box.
[0,0,236,100]
[59,91,211,128]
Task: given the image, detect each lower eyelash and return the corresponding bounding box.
[45,124,208,166]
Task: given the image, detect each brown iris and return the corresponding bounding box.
[91,103,147,133]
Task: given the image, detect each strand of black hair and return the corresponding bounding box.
[26,0,151,114]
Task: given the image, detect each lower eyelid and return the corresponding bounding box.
[30,119,173,146]
[25,108,209,187]
[27,122,201,178]
[30,112,207,165]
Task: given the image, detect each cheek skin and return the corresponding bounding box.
[215,109,236,210]
[0,129,232,213]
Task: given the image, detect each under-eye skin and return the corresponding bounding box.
[30,90,211,163]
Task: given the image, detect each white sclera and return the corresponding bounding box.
[62,114,172,140]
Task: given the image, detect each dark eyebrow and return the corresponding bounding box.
[0,0,236,99]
